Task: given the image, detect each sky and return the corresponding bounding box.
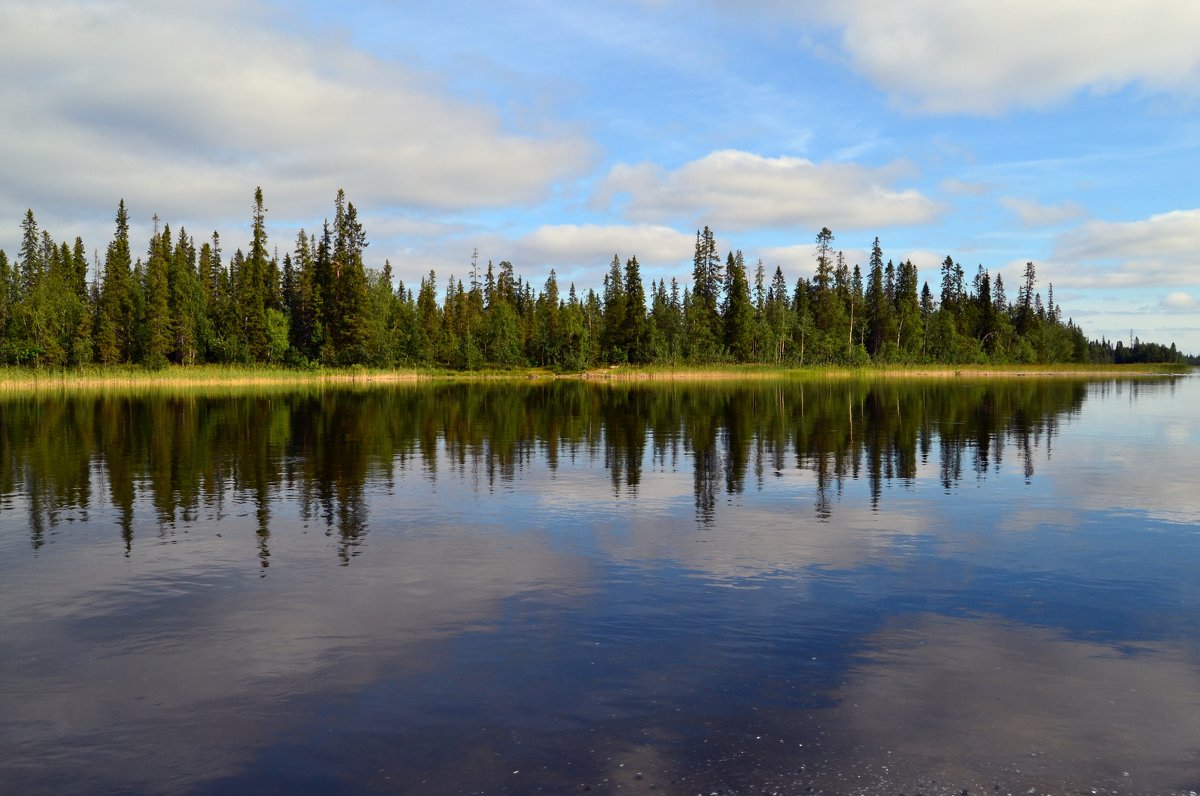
[1,0,1199,353]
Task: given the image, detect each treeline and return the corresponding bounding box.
[0,189,1189,369]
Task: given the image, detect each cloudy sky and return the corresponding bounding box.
[2,0,1199,352]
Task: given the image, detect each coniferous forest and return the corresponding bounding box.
[0,189,1190,371]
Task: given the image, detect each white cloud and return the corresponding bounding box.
[1161,291,1200,311]
[1057,209,1200,262]
[1000,196,1085,228]
[596,150,942,232]
[1045,209,1200,289]
[376,223,700,298]
[939,178,990,197]
[0,0,592,229]
[760,243,868,278]
[516,224,695,267]
[830,1,1200,114]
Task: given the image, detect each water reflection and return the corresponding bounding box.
[1,376,1197,794]
[1,379,1090,560]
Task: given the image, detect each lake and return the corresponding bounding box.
[1,375,1198,795]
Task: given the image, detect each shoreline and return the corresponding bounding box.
[0,363,1187,392]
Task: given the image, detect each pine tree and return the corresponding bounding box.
[623,256,647,363]
[894,259,922,356]
[0,250,10,346]
[169,227,206,365]
[765,265,791,362]
[241,187,271,360]
[143,221,172,366]
[812,227,838,332]
[1016,261,1037,336]
[723,249,755,361]
[532,269,561,367]
[96,200,135,364]
[330,191,372,364]
[416,270,441,364]
[864,237,892,357]
[689,226,723,358]
[18,209,41,299]
[602,254,627,362]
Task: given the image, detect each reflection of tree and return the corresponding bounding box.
[0,379,1093,559]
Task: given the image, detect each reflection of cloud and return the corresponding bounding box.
[832,615,1200,791]
[0,516,588,791]
[1046,380,1200,524]
[604,492,935,579]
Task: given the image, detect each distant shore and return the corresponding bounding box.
[0,362,1187,393]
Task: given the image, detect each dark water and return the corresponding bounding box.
[1,376,1198,795]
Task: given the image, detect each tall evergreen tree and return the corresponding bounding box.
[688,226,723,358]
[723,249,755,361]
[18,209,41,298]
[330,190,372,363]
[240,187,271,360]
[169,227,206,365]
[623,255,647,363]
[0,250,10,344]
[143,221,172,366]
[96,200,135,364]
[864,237,892,357]
[602,254,627,362]
[1016,261,1037,336]
[894,259,922,356]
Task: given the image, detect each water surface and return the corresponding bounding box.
[1,376,1198,794]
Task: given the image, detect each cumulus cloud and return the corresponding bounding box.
[596,150,942,232]
[939,178,990,196]
[1057,209,1200,262]
[516,224,695,267]
[998,257,1159,291]
[1000,196,1085,228]
[0,0,592,229]
[759,243,868,277]
[1043,209,1200,289]
[830,1,1200,114]
[1162,291,1200,311]
[379,223,701,296]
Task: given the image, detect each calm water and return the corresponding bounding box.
[1,376,1198,795]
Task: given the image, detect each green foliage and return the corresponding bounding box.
[0,200,1185,372]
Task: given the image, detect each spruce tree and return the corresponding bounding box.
[722,249,755,361]
[623,256,647,363]
[143,222,172,367]
[18,209,41,299]
[894,259,922,356]
[602,254,627,362]
[330,191,372,364]
[241,187,271,360]
[96,200,135,364]
[864,237,892,357]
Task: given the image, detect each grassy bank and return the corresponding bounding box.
[571,362,1189,381]
[0,361,1187,393]
[0,364,545,393]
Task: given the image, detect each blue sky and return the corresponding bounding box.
[2,0,1199,351]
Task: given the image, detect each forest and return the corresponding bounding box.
[0,188,1190,371]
